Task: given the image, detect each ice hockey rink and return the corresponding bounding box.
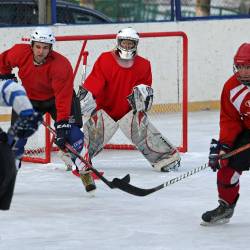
[1,110,250,250]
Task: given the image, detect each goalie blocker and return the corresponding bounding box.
[83,109,180,172]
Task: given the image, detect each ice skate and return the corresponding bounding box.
[201,200,235,226]
[161,158,181,172]
[153,152,181,172]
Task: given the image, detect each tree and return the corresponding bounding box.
[196,0,211,16]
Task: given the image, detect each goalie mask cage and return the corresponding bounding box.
[22,31,188,164]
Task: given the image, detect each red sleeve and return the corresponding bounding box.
[219,82,243,146]
[82,55,106,97]
[51,58,74,122]
[0,45,20,74]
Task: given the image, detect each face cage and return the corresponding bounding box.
[117,39,138,60]
[233,64,250,86]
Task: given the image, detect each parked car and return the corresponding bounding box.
[0,0,112,26]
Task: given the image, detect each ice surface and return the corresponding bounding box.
[1,111,250,250]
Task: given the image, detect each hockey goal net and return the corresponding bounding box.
[22,31,188,163]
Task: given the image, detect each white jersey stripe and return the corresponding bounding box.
[0,80,33,116]
[231,87,250,112]
[230,84,245,100]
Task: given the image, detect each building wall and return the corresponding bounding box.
[0,19,249,115]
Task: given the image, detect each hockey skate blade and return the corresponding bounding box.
[200,218,230,226]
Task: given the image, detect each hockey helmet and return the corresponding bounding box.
[233,43,250,86]
[116,27,139,60]
[30,26,55,45]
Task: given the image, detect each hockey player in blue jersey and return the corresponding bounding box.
[0,76,42,210]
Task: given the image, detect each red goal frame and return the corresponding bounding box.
[22,31,188,163]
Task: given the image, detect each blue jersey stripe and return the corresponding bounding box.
[9,90,27,106]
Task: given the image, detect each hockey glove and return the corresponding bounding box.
[9,112,43,139]
[0,73,18,82]
[0,128,8,143]
[54,120,71,150]
[77,86,96,116]
[127,84,153,112]
[208,139,231,172]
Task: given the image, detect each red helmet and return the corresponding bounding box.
[233,43,250,86]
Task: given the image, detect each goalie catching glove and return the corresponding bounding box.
[77,86,97,116]
[127,84,153,112]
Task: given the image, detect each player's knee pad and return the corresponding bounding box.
[57,125,84,169]
[217,166,240,205]
[68,124,84,154]
[229,129,250,171]
[217,166,241,188]
[0,143,17,210]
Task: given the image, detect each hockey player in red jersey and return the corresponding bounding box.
[202,43,250,225]
[77,27,180,176]
[0,26,95,194]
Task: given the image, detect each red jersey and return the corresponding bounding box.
[0,44,73,121]
[83,51,152,121]
[219,74,250,146]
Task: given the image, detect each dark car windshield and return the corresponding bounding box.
[0,1,111,26]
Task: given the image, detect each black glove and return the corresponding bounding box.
[0,128,8,143]
[0,73,18,82]
[208,139,231,172]
[9,112,43,139]
[54,120,71,149]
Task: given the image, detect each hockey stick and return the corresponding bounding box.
[112,164,209,196]
[42,121,130,189]
[219,143,250,159]
[42,120,250,196]
[112,143,250,197]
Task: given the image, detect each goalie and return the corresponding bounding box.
[77,27,181,177]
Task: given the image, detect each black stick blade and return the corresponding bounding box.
[121,174,130,183]
[112,178,164,197]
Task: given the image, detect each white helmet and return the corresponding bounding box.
[30,26,55,45]
[116,27,139,60]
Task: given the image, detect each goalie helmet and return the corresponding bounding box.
[233,43,250,86]
[116,27,139,60]
[30,26,55,45]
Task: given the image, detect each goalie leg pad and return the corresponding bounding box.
[119,111,180,172]
[83,110,119,159]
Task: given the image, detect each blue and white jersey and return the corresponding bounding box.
[0,79,34,117]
